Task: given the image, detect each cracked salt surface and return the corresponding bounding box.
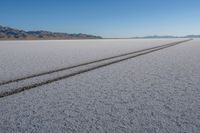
[0,39,200,132]
[0,39,182,82]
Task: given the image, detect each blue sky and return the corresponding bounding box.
[1,0,200,37]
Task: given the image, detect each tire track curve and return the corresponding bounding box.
[0,39,192,98]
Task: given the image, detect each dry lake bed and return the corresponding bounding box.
[0,39,200,132]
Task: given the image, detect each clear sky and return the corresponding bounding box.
[1,0,200,37]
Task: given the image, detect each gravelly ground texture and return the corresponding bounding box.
[0,39,200,133]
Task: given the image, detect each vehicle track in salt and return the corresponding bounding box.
[0,39,192,98]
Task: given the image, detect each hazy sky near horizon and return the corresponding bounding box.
[1,0,200,37]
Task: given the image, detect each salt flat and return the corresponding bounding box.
[0,39,182,82]
[0,39,199,132]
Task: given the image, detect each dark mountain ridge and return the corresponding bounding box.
[0,25,102,40]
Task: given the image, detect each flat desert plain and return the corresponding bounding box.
[0,39,200,132]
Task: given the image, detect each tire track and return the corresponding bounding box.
[0,39,190,86]
[0,42,179,86]
[0,39,192,98]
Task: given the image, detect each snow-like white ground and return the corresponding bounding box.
[0,39,200,133]
[0,39,182,82]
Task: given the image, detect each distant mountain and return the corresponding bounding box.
[184,35,200,38]
[0,25,102,40]
[137,35,179,39]
[132,35,200,39]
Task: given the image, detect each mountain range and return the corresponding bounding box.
[0,25,102,40]
[1,25,200,40]
[132,35,200,39]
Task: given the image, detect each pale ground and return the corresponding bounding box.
[0,39,200,133]
[0,39,182,82]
